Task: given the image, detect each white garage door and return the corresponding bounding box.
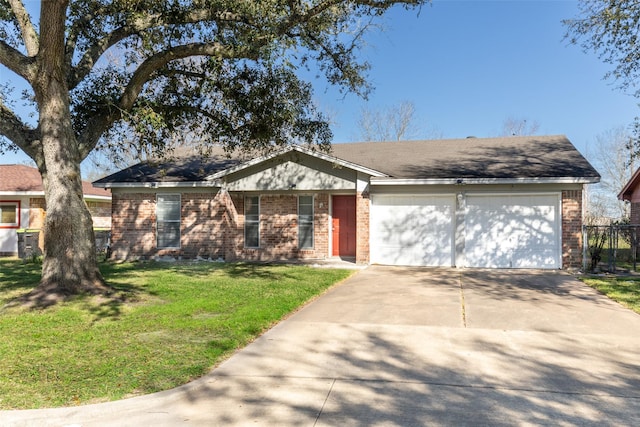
[370,194,455,266]
[464,194,560,269]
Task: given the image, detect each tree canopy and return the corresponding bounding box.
[2,0,426,160]
[564,0,640,97]
[0,0,427,302]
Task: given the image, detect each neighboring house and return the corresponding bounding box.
[0,164,112,256]
[618,167,640,223]
[93,135,600,269]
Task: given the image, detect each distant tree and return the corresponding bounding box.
[0,0,428,303]
[586,126,635,221]
[355,100,441,141]
[499,116,540,136]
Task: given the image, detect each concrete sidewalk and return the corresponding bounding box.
[2,267,640,426]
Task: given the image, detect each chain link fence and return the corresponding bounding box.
[583,224,640,273]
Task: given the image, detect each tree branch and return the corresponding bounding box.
[0,99,39,159]
[67,8,253,89]
[75,41,260,159]
[7,0,39,56]
[0,40,37,82]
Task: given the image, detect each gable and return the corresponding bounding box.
[619,168,640,202]
[221,151,359,191]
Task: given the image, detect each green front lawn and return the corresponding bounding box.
[580,275,640,314]
[0,259,353,409]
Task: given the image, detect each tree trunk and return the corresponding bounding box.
[23,0,110,305]
[26,101,111,303]
[34,142,111,301]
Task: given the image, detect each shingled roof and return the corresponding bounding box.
[94,134,600,185]
[93,154,241,185]
[330,135,599,180]
[0,164,111,198]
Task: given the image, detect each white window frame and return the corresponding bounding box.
[298,195,314,249]
[244,195,260,248]
[156,194,181,249]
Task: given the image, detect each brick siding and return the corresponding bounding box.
[110,193,156,259]
[28,198,46,229]
[562,189,583,269]
[110,191,331,261]
[356,191,370,264]
[631,202,640,224]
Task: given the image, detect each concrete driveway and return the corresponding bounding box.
[3,266,640,426]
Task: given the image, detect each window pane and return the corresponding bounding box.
[157,195,181,221]
[299,204,313,217]
[245,196,259,216]
[298,196,314,249]
[299,214,313,224]
[157,222,180,248]
[299,195,313,205]
[0,205,17,224]
[157,194,181,248]
[245,196,260,247]
[299,223,313,249]
[245,223,259,248]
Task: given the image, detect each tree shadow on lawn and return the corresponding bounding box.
[1,261,154,320]
[157,261,323,282]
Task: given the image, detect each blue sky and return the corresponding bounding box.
[320,0,638,150]
[2,0,638,171]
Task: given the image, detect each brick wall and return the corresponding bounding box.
[180,192,229,259]
[227,194,330,261]
[257,194,298,260]
[631,202,640,224]
[86,201,112,228]
[29,198,46,252]
[29,198,46,229]
[356,191,370,264]
[562,189,583,269]
[111,191,331,261]
[311,193,329,259]
[110,193,157,259]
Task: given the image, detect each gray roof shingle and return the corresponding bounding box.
[93,135,600,185]
[329,135,600,180]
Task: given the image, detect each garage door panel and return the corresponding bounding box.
[371,195,454,267]
[465,195,560,269]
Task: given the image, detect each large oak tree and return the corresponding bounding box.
[0,0,427,303]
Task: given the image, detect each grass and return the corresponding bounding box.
[0,258,353,410]
[580,275,640,314]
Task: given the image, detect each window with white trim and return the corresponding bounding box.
[245,196,260,248]
[298,195,314,249]
[157,194,181,248]
[0,202,19,228]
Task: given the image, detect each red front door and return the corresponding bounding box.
[332,195,356,257]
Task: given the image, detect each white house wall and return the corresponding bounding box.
[0,195,30,255]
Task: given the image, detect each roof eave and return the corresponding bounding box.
[618,168,640,201]
[94,181,221,189]
[370,177,601,186]
[0,190,111,199]
[82,195,112,201]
